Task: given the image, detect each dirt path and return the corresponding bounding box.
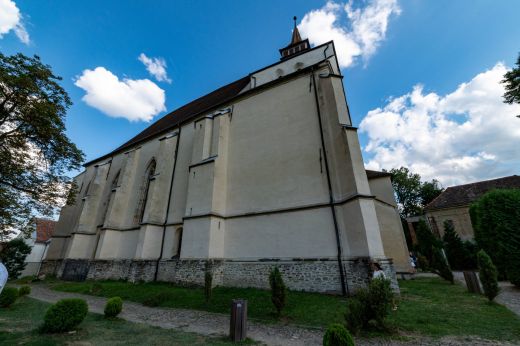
[27,284,510,346]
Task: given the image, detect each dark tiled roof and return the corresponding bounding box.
[366,170,392,179]
[425,175,520,211]
[86,75,250,165]
[35,218,56,243]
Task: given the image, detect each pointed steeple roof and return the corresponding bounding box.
[290,16,302,44]
[279,16,310,60]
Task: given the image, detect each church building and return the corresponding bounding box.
[43,25,409,295]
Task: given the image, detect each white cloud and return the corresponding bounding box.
[138,53,171,83]
[298,0,400,68]
[359,63,520,187]
[75,67,166,122]
[0,0,29,44]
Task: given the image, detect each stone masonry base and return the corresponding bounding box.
[40,257,399,295]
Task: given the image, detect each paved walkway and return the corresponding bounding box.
[27,284,511,346]
[452,271,520,317]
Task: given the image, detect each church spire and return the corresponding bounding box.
[279,16,310,60]
[290,16,302,44]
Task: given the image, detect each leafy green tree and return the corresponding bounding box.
[389,167,443,218]
[477,250,499,301]
[0,238,31,279]
[501,52,520,118]
[0,53,84,239]
[470,189,520,281]
[269,266,287,316]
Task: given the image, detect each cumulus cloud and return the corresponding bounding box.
[75,67,166,122]
[0,0,29,44]
[138,53,171,83]
[298,0,400,68]
[359,63,520,186]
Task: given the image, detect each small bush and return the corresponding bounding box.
[104,297,123,318]
[269,266,287,316]
[40,298,88,333]
[417,255,429,271]
[478,250,500,301]
[89,283,103,295]
[323,323,355,346]
[143,292,173,307]
[204,271,213,303]
[18,285,31,296]
[344,278,394,333]
[0,287,19,307]
[344,296,365,335]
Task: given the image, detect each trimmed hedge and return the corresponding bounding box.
[269,266,287,316]
[104,297,123,318]
[0,287,19,307]
[40,298,88,333]
[323,323,355,346]
[18,285,31,296]
[471,189,520,282]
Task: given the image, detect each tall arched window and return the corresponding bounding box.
[101,171,120,226]
[134,159,156,224]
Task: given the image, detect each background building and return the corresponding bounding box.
[18,218,56,277]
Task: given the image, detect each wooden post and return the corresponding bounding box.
[230,299,247,342]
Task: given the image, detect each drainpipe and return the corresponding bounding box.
[311,68,349,296]
[154,127,182,281]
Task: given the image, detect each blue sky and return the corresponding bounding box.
[1,0,519,186]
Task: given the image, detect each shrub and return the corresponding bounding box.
[18,285,31,296]
[0,239,31,279]
[269,266,287,316]
[204,271,213,303]
[344,295,365,335]
[471,189,520,280]
[431,247,454,283]
[104,297,123,318]
[0,287,19,307]
[477,250,499,301]
[89,283,103,295]
[443,221,475,270]
[417,255,429,271]
[143,292,173,307]
[415,220,442,263]
[344,278,394,332]
[40,298,88,333]
[507,250,520,287]
[323,323,355,346]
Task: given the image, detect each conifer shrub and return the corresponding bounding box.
[443,220,475,270]
[477,250,499,301]
[323,323,355,346]
[204,270,213,303]
[0,287,19,307]
[507,251,520,287]
[18,285,31,296]
[431,247,454,283]
[269,266,287,316]
[40,298,88,333]
[415,219,442,263]
[344,295,365,335]
[104,297,123,318]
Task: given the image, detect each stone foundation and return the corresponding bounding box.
[40,257,399,295]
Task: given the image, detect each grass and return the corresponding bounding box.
[47,277,520,341]
[0,296,256,346]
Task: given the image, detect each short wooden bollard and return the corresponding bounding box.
[230,299,247,342]
[463,271,482,294]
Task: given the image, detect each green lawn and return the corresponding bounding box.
[48,277,520,341]
[0,296,254,346]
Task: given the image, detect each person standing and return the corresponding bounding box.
[0,261,8,294]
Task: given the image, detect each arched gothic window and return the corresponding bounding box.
[134,159,156,224]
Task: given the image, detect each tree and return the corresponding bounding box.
[442,220,475,270]
[269,266,287,316]
[415,219,441,265]
[501,52,520,118]
[0,53,83,239]
[389,167,443,218]
[477,250,499,301]
[430,246,454,284]
[0,238,31,279]
[470,189,520,281]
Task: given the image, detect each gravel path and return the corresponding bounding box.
[27,284,512,346]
